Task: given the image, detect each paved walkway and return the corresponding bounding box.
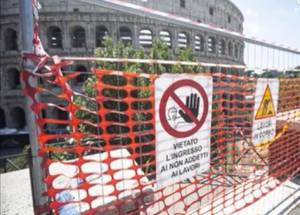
[288,204,300,215]
[1,168,300,215]
[0,169,33,215]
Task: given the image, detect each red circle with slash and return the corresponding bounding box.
[159,79,209,138]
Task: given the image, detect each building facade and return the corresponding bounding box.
[0,0,244,132]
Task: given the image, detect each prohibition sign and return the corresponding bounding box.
[159,79,209,138]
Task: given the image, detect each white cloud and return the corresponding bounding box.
[245,22,260,35]
[246,9,253,15]
[244,9,260,35]
[246,9,258,17]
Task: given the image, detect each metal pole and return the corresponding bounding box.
[19,0,48,213]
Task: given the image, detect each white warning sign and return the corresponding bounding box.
[252,79,279,145]
[155,74,213,188]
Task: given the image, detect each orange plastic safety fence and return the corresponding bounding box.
[22,61,300,215]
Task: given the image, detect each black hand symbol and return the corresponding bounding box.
[179,93,200,123]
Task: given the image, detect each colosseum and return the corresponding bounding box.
[0,0,244,135]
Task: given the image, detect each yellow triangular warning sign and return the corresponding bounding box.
[255,85,276,120]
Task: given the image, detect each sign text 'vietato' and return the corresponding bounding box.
[155,74,212,187]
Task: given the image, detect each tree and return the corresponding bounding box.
[72,38,205,175]
[75,37,205,132]
[94,38,204,74]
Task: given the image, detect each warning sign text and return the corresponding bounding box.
[252,79,279,145]
[155,74,212,188]
[160,138,209,178]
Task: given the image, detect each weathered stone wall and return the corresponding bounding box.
[0,0,244,129]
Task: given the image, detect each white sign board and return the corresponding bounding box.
[155,74,213,188]
[252,79,279,145]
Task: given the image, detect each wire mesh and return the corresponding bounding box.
[21,58,300,214]
[20,1,300,214]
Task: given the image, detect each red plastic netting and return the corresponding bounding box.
[21,58,300,215]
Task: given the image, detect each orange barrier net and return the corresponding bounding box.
[22,57,300,215]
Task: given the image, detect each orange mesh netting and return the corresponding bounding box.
[21,57,300,215]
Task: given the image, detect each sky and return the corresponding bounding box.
[231,0,300,69]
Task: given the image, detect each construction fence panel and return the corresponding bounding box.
[21,62,300,215]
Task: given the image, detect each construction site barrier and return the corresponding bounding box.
[21,56,300,214]
[17,1,300,214]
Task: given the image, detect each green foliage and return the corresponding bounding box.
[260,70,283,78]
[0,145,30,173]
[285,70,300,78]
[73,75,99,134]
[73,37,206,135]
[72,37,205,172]
[171,48,203,74]
[94,37,203,74]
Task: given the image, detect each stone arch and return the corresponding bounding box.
[75,65,88,83]
[71,26,86,48]
[7,68,21,90]
[218,39,226,55]
[96,25,109,47]
[0,108,6,128]
[47,26,63,48]
[42,106,69,133]
[139,28,153,48]
[119,26,133,46]
[234,43,239,58]
[159,30,172,48]
[4,28,18,51]
[194,34,204,52]
[207,36,216,53]
[228,41,233,57]
[54,107,69,132]
[10,107,26,129]
[180,0,186,8]
[239,44,244,61]
[177,32,189,49]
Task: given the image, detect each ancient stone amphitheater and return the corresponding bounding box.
[0,0,244,133]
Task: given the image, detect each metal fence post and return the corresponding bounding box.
[19,0,48,213]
